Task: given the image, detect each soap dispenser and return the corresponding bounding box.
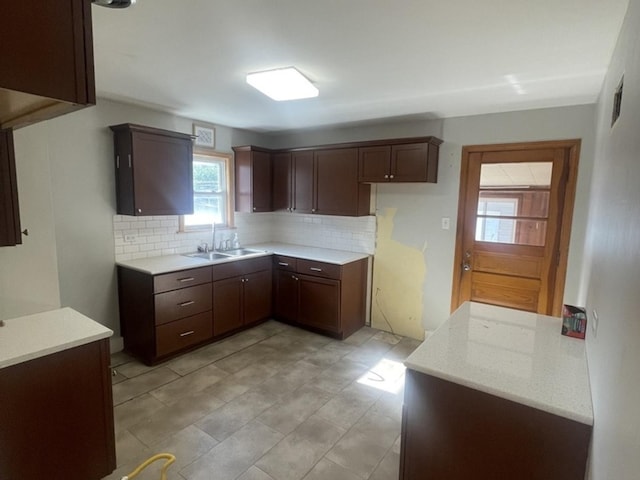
[232,233,240,249]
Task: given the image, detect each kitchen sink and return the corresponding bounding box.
[183,248,266,260]
[184,252,230,260]
[218,248,265,257]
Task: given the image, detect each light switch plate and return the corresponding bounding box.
[441,217,450,230]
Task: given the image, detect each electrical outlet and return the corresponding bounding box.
[441,217,450,230]
[592,309,599,336]
[124,234,136,243]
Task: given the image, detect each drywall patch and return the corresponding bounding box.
[371,208,426,340]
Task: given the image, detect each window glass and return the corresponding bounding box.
[182,153,230,229]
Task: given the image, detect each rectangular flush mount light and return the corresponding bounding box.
[246,67,319,101]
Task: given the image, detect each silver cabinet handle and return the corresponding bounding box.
[384,174,388,179]
[178,277,195,283]
[178,300,195,307]
[310,267,322,272]
[116,155,120,169]
[291,275,299,281]
[389,174,394,179]
[128,154,132,168]
[278,262,289,266]
[180,330,195,337]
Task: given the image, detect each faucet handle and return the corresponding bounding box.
[197,242,209,253]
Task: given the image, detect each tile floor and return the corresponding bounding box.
[103,321,421,480]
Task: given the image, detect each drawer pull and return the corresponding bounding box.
[178,300,195,307]
[179,330,195,337]
[178,277,195,283]
[278,262,289,266]
[310,267,323,272]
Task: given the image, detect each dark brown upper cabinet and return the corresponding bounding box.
[233,146,272,213]
[110,124,194,216]
[0,129,22,246]
[0,0,95,130]
[358,137,443,183]
[272,151,315,213]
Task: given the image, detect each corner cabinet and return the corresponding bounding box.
[233,146,272,213]
[0,129,22,246]
[273,255,368,339]
[110,124,194,216]
[0,0,95,130]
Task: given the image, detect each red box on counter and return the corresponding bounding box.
[561,304,588,339]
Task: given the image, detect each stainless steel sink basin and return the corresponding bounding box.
[183,248,265,260]
[184,252,230,260]
[217,248,265,257]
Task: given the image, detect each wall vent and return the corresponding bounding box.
[612,75,624,127]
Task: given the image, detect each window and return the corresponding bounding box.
[180,152,233,230]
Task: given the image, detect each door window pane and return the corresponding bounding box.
[476,162,552,246]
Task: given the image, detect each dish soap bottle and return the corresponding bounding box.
[232,233,240,249]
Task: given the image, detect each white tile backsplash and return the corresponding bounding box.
[113,212,375,262]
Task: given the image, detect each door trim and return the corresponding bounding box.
[451,139,581,316]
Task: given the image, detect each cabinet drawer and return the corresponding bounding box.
[274,255,298,271]
[154,267,212,293]
[154,283,212,325]
[155,311,213,357]
[297,259,342,279]
[212,256,272,280]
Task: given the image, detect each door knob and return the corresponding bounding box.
[463,262,472,272]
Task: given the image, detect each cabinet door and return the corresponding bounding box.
[213,276,243,336]
[272,152,292,211]
[131,132,194,215]
[298,274,341,333]
[274,269,299,323]
[358,145,391,182]
[243,270,273,325]
[251,150,272,212]
[0,0,94,107]
[0,129,21,246]
[315,148,360,216]
[292,151,314,213]
[391,143,432,182]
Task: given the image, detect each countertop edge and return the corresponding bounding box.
[404,362,593,426]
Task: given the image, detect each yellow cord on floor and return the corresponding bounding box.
[121,453,176,480]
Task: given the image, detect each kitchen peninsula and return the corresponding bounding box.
[400,302,593,480]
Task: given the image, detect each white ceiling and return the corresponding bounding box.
[91,0,628,133]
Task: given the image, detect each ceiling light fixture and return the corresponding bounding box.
[246,67,319,101]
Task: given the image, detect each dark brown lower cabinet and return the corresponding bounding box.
[213,266,273,336]
[400,369,592,480]
[0,339,116,480]
[273,256,367,339]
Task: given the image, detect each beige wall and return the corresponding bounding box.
[584,0,640,477]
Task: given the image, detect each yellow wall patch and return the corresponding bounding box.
[371,208,426,340]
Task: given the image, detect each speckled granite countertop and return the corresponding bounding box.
[117,242,370,275]
[405,302,593,425]
[0,307,113,369]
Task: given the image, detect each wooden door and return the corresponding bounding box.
[272,152,292,211]
[452,140,580,316]
[292,151,314,213]
[213,276,243,336]
[315,148,359,215]
[243,269,272,324]
[298,274,341,333]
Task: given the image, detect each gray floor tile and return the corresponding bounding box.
[238,466,277,480]
[255,415,346,480]
[312,359,370,394]
[343,326,376,346]
[115,360,161,379]
[149,364,229,404]
[180,420,283,480]
[258,385,333,435]
[196,389,280,441]
[302,458,362,480]
[114,428,150,468]
[110,351,134,367]
[258,360,324,396]
[151,425,218,471]
[114,393,166,433]
[112,367,181,405]
[314,386,378,429]
[369,449,400,480]
[344,338,394,365]
[165,341,240,376]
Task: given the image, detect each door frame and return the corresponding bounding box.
[451,139,581,316]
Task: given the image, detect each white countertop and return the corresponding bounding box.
[0,307,113,369]
[405,302,593,425]
[117,243,369,275]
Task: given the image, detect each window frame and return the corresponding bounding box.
[179,150,234,232]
